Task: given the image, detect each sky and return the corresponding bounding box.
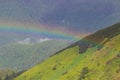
[0,0,120,39]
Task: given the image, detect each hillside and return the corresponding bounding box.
[0,40,70,80]
[71,22,120,53]
[15,23,120,80]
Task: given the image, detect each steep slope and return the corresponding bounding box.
[55,23,120,54]
[15,23,120,80]
[70,22,120,53]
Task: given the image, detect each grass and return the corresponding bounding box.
[14,22,120,80]
[14,34,120,80]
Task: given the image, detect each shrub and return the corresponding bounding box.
[52,66,57,70]
[78,67,89,80]
[63,71,68,75]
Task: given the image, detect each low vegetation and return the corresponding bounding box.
[14,23,120,80]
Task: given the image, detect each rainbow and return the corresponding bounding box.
[0,20,82,41]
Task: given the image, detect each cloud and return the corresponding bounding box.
[17,38,31,44]
[36,38,52,43]
[17,37,52,44]
[0,0,119,33]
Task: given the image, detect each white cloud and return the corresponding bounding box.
[17,37,53,44]
[17,38,31,44]
[36,38,52,43]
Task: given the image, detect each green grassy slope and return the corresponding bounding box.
[14,24,120,80]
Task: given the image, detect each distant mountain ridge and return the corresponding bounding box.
[0,40,70,80]
[0,40,70,71]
